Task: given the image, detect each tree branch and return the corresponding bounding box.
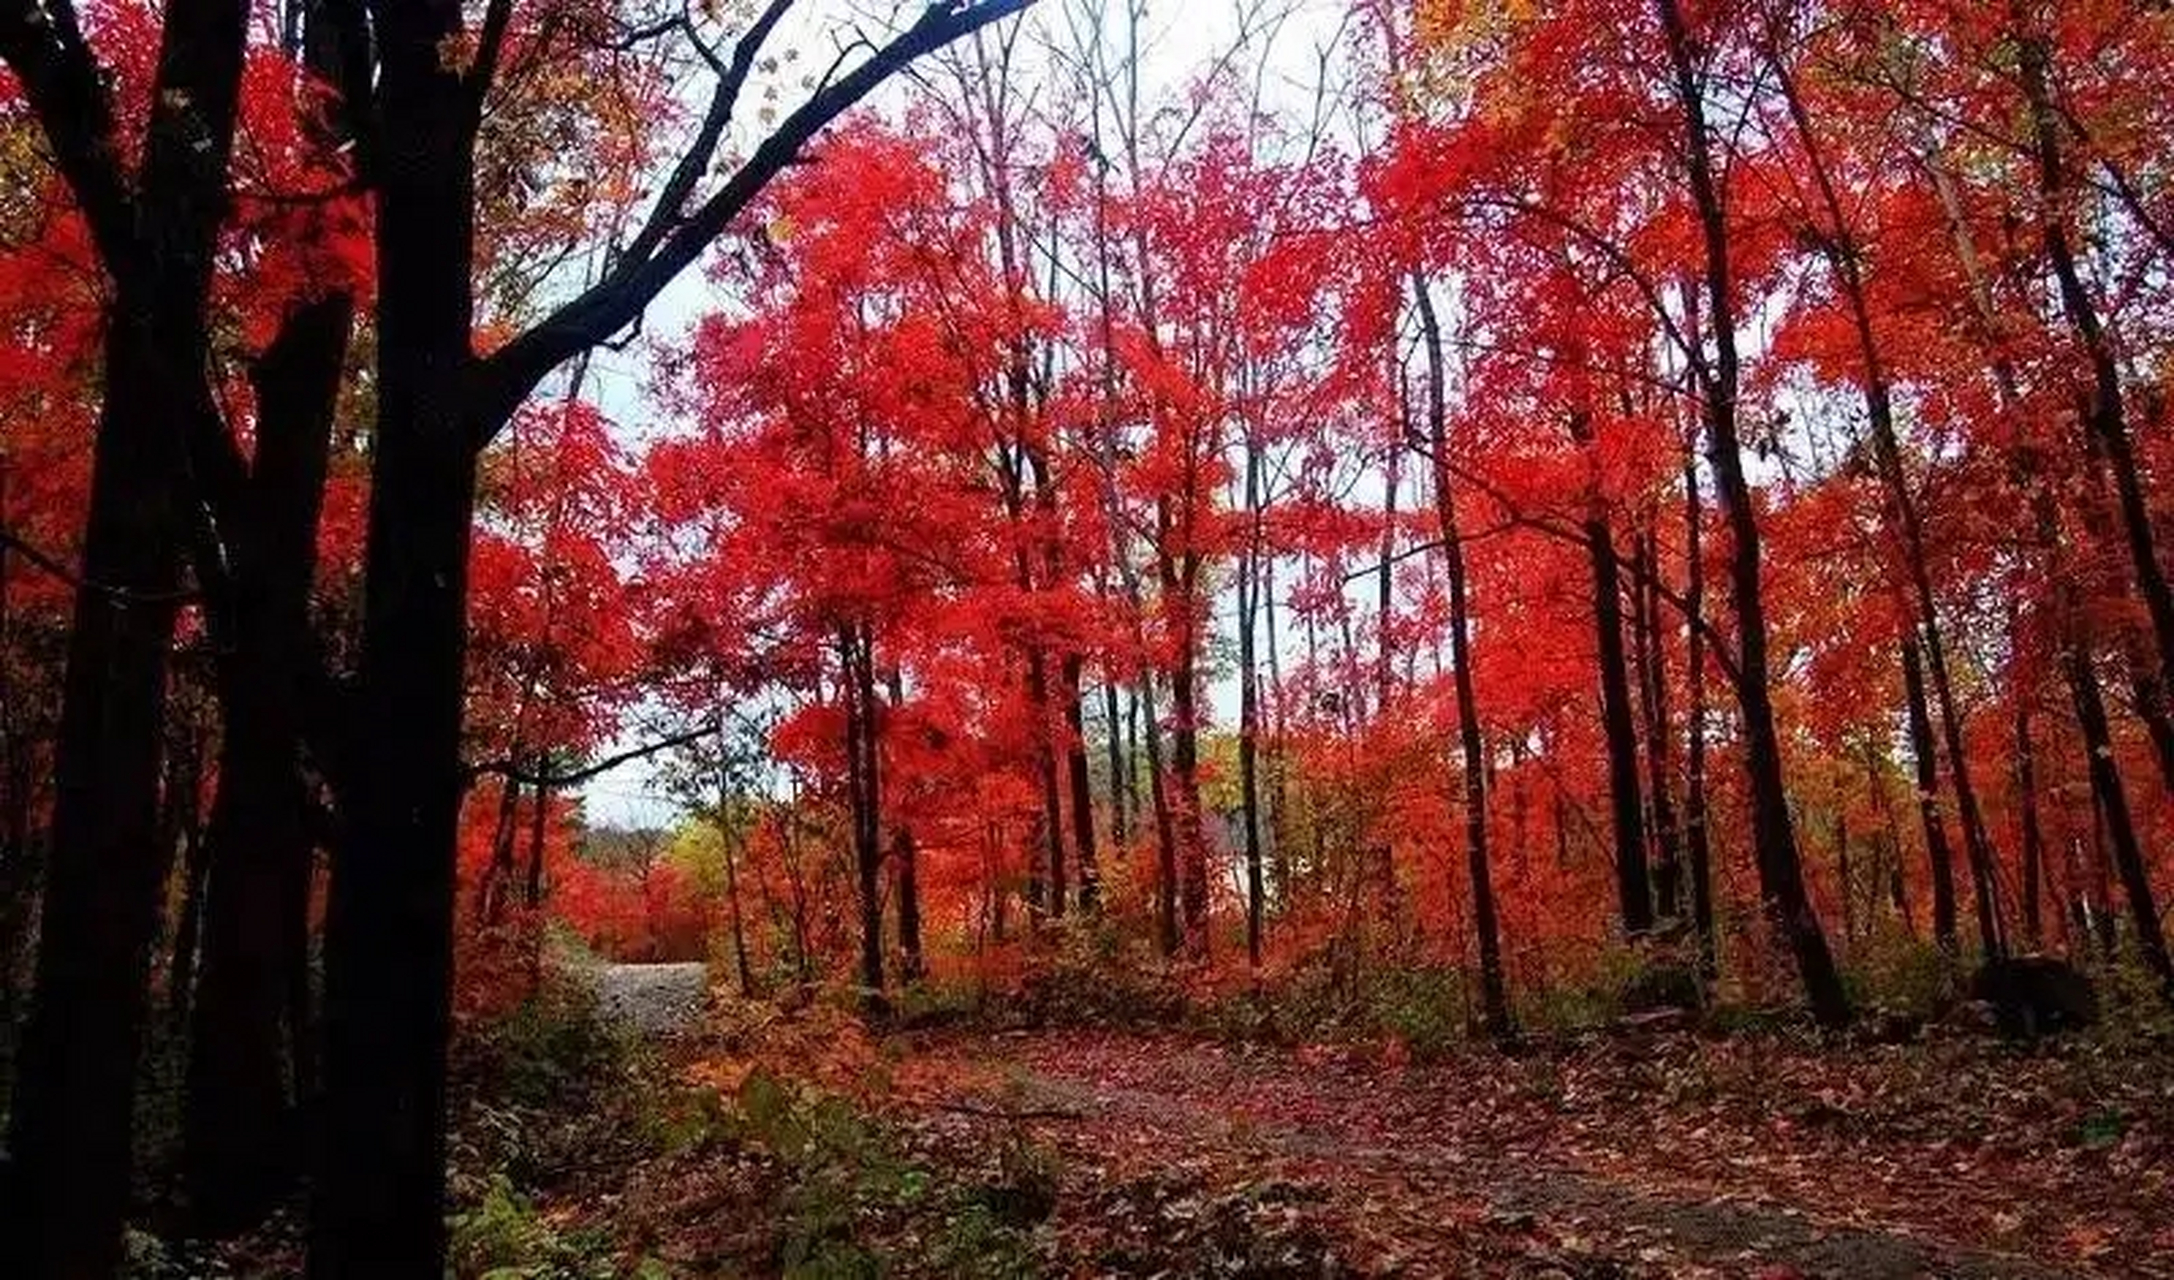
[0,0,138,273]
[465,719,725,789]
[468,0,1037,447]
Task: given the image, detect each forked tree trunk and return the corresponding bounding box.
[186,291,349,1236]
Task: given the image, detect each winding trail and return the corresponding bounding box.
[590,961,708,1036]
[897,1029,2141,1279]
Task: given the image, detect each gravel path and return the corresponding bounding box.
[590,962,708,1036]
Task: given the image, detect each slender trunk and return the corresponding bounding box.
[479,774,521,923]
[522,770,549,911]
[1632,532,1683,919]
[2014,683,2045,950]
[1584,500,1652,936]
[1264,553,1291,900]
[2059,633,2174,993]
[1024,646,1061,918]
[1901,636,1960,955]
[1165,543,1208,946]
[1239,441,1268,965]
[1658,0,1846,1024]
[1063,656,1097,912]
[893,826,923,982]
[1102,660,1128,852]
[1413,274,1512,1040]
[1683,451,1717,977]
[713,788,754,997]
[840,627,885,1003]
[2017,20,2174,718]
[1773,31,2004,960]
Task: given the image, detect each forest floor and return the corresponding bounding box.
[871,1024,2173,1278]
[547,968,2174,1279]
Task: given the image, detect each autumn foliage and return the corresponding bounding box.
[7,0,2174,1271]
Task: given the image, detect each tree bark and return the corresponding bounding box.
[1413,273,1513,1041]
[185,292,349,1236]
[1682,451,1717,977]
[1631,532,1683,920]
[3,0,249,1266]
[311,2,479,1268]
[1901,636,1960,955]
[1657,0,1847,1025]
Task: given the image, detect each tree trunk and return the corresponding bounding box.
[1683,451,1717,978]
[1062,656,1099,911]
[310,3,479,1267]
[839,626,886,1005]
[1901,636,1960,955]
[2058,632,2174,994]
[1657,0,1847,1025]
[1165,543,1208,946]
[1240,444,1267,967]
[2014,683,2045,950]
[1631,532,1683,920]
[185,291,349,1236]
[1586,507,1652,936]
[1413,273,1513,1041]
[2016,19,2174,725]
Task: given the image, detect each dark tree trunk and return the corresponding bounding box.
[4,305,189,1280]
[1658,0,1847,1025]
[310,2,479,1268]
[4,0,250,1263]
[1413,274,1512,1041]
[1586,510,1652,936]
[1770,32,2003,961]
[512,768,544,907]
[2014,668,2047,951]
[1166,548,1208,946]
[1102,666,1128,851]
[2017,20,2174,725]
[1239,444,1268,967]
[2059,635,2174,995]
[1631,532,1683,920]
[185,291,349,1236]
[1024,646,1061,918]
[711,775,754,997]
[1062,656,1099,911]
[1901,636,1960,955]
[1683,452,1717,977]
[839,626,886,1005]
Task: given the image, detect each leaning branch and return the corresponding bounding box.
[465,720,725,789]
[469,0,1037,444]
[0,525,201,606]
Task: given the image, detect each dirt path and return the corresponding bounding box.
[591,961,708,1036]
[894,1029,2157,1279]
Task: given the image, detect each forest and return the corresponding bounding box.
[4,0,2174,1275]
